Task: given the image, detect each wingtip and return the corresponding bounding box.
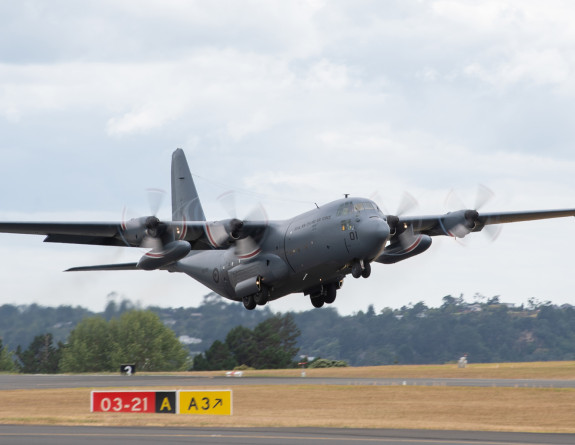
[64,263,140,272]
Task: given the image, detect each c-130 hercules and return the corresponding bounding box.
[1,149,575,310]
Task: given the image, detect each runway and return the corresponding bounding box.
[2,425,575,445]
[3,374,575,444]
[2,374,575,390]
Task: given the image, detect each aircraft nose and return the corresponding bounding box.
[364,216,390,258]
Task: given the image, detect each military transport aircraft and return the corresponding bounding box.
[1,149,574,310]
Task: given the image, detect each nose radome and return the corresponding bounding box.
[363,217,390,259]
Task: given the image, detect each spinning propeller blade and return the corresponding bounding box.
[217,191,269,259]
[444,184,501,244]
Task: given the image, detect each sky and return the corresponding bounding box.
[1,0,575,315]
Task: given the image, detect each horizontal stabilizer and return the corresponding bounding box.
[66,263,139,272]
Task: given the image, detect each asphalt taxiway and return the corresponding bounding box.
[2,425,575,445]
[2,374,575,390]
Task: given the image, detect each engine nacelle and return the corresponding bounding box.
[120,217,150,246]
[204,218,245,248]
[375,234,432,264]
[137,240,191,271]
[440,209,479,238]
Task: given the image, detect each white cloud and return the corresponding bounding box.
[464,49,571,89]
[1,1,575,314]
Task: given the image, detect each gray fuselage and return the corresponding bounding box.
[172,197,390,302]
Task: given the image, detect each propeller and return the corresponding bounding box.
[372,191,422,255]
[373,191,419,237]
[236,202,268,259]
[217,191,269,259]
[444,184,501,245]
[120,188,169,248]
[146,188,166,218]
[117,188,192,270]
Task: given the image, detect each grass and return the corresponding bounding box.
[2,361,575,432]
[1,385,575,432]
[161,360,575,380]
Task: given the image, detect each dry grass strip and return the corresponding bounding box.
[185,361,575,380]
[1,385,574,433]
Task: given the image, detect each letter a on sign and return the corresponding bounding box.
[160,397,172,411]
[179,390,232,416]
[154,391,176,414]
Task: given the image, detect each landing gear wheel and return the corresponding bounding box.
[351,261,363,279]
[310,294,324,308]
[361,262,371,278]
[324,283,337,304]
[254,289,269,306]
[242,295,257,310]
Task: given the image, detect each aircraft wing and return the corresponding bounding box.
[399,208,575,237]
[0,222,124,246]
[478,209,575,225]
[0,220,270,250]
[66,263,140,272]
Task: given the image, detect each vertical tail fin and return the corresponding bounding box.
[171,149,206,222]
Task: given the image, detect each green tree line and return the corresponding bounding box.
[2,293,575,372]
[0,293,271,356]
[292,297,575,365]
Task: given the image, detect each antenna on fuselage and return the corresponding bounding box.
[344,194,350,199]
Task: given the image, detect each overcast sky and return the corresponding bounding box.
[1,1,575,314]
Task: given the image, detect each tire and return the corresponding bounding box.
[310,295,324,308]
[324,283,337,304]
[361,262,372,278]
[351,261,362,278]
[254,289,268,306]
[242,295,257,310]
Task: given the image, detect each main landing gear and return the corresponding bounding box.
[351,259,371,279]
[309,281,341,308]
[242,286,270,310]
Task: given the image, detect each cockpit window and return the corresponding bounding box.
[337,201,376,216]
[354,202,376,212]
[336,202,354,216]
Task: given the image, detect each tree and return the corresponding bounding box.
[110,310,188,371]
[16,333,62,373]
[194,313,301,370]
[0,339,16,372]
[193,340,236,371]
[225,326,255,366]
[61,310,189,372]
[60,317,115,372]
[251,314,301,369]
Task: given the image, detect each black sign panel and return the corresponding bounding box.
[120,364,136,375]
[155,391,177,414]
